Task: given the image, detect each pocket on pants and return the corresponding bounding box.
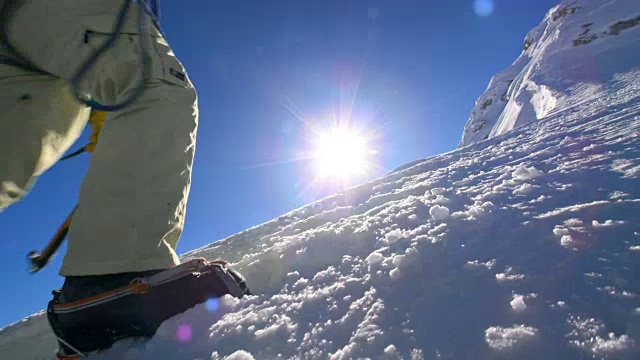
[82,11,189,89]
[83,30,189,89]
[151,35,190,88]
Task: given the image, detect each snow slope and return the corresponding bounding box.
[459,0,640,147]
[2,0,640,359]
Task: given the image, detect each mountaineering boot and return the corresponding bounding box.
[47,259,250,359]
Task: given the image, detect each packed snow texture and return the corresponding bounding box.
[484,325,539,351]
[2,0,640,359]
[459,0,640,147]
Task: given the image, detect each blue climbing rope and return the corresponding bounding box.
[1,0,162,112]
[72,0,159,112]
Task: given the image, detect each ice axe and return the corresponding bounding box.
[28,206,77,273]
[26,112,101,273]
[26,113,97,273]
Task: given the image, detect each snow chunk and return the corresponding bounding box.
[392,253,411,267]
[467,201,492,218]
[560,234,574,248]
[567,316,636,355]
[427,223,447,235]
[430,187,446,195]
[293,277,309,289]
[612,158,640,178]
[510,295,527,312]
[429,205,450,221]
[553,226,570,237]
[467,205,484,217]
[609,190,629,200]
[433,195,449,204]
[253,316,296,339]
[493,183,508,193]
[590,334,635,354]
[224,350,256,360]
[592,219,625,227]
[464,259,497,270]
[564,218,584,228]
[630,246,640,251]
[537,201,611,219]
[410,349,424,359]
[552,301,568,309]
[366,251,384,265]
[384,344,397,355]
[485,325,538,350]
[496,267,525,282]
[389,268,401,279]
[407,214,418,221]
[512,165,543,181]
[513,183,536,195]
[384,229,404,244]
[530,84,557,119]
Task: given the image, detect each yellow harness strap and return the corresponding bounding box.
[85,110,106,153]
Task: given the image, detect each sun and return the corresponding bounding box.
[313,127,371,179]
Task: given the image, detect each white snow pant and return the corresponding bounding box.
[0,0,198,275]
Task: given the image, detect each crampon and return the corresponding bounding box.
[47,259,250,359]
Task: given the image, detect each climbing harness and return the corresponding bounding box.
[60,110,106,161]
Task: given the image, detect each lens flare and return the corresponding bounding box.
[205,297,220,313]
[176,323,192,343]
[474,0,495,17]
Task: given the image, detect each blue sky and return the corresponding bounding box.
[0,0,559,328]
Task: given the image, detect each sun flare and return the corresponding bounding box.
[313,127,371,179]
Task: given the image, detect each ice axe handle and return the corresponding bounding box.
[27,207,75,274]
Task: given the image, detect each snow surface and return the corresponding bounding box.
[2,0,640,359]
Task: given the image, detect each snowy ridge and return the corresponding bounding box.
[459,0,640,147]
[0,311,55,360]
